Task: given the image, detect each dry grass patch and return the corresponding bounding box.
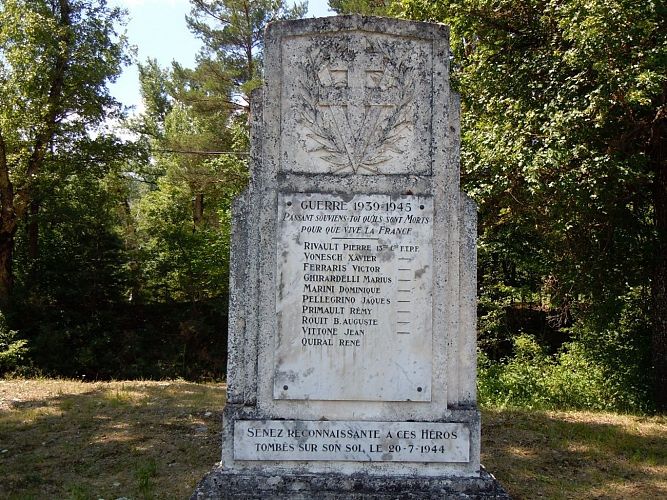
[482,408,667,499]
[2,379,666,499]
[0,379,225,499]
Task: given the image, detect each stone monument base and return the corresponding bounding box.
[191,467,510,499]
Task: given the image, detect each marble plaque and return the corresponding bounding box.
[235,420,469,463]
[274,193,433,401]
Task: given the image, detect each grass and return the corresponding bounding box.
[481,407,667,499]
[0,379,225,499]
[1,379,665,499]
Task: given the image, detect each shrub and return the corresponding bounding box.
[479,334,625,412]
[0,313,29,375]
[478,287,653,413]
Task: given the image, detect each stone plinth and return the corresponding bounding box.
[192,467,510,499]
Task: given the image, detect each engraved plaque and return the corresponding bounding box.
[275,193,433,401]
[234,420,470,463]
[280,32,432,175]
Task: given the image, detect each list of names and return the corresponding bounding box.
[274,193,434,402]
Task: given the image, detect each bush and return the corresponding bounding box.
[0,313,29,375]
[479,334,628,412]
[478,287,653,413]
[570,288,653,413]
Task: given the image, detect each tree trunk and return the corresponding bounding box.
[0,128,16,308]
[193,193,204,228]
[25,200,40,286]
[0,231,15,307]
[28,200,39,260]
[651,109,667,412]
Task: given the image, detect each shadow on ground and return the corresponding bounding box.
[0,380,225,499]
[482,408,667,499]
[1,381,665,499]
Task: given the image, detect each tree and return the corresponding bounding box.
[394,0,666,409]
[127,54,248,302]
[0,0,130,305]
[187,0,307,108]
[130,84,248,302]
[329,0,393,16]
[122,0,309,304]
[130,56,247,229]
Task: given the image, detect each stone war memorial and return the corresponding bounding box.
[193,15,509,499]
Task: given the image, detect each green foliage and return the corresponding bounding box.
[479,289,653,412]
[0,0,129,133]
[134,178,232,303]
[571,287,654,412]
[0,312,27,375]
[0,0,133,312]
[187,0,307,104]
[394,0,666,409]
[135,458,157,499]
[124,0,282,309]
[0,0,131,197]
[20,299,228,380]
[329,0,395,16]
[137,58,173,137]
[0,0,239,380]
[15,160,131,306]
[479,335,609,411]
[0,0,295,381]
[130,75,249,302]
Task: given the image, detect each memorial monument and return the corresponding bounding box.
[193,15,508,499]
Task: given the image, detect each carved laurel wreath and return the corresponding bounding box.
[295,40,416,174]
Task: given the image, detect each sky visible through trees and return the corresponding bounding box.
[109,0,333,111]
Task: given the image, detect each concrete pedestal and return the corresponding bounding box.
[192,466,510,499]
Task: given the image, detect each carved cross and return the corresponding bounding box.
[316,43,403,173]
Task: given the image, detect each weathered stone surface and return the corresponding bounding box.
[191,467,510,499]
[219,405,481,478]
[275,192,434,402]
[280,31,432,176]
[193,12,506,500]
